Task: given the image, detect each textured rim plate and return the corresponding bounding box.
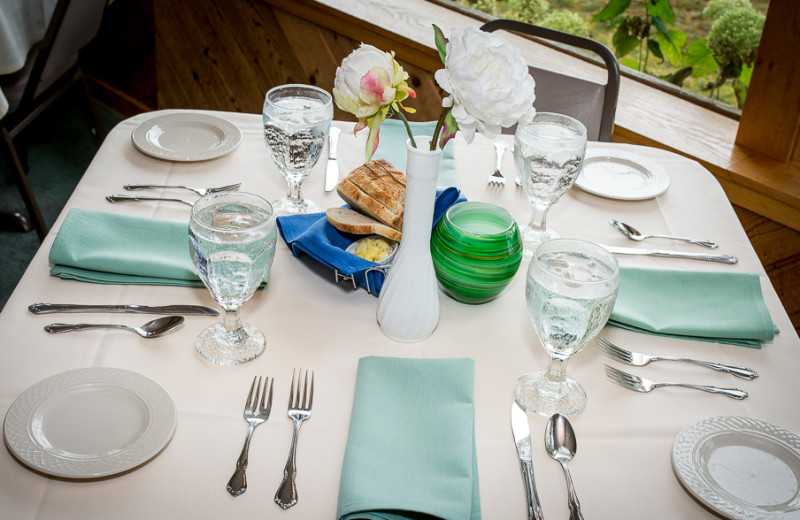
[575,148,670,200]
[132,113,242,161]
[3,367,176,479]
[672,416,800,519]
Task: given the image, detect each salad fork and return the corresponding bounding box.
[488,142,507,185]
[227,376,274,497]
[123,182,241,197]
[275,369,314,510]
[596,337,758,379]
[604,364,748,400]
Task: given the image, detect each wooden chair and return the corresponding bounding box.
[480,19,620,142]
[0,0,107,240]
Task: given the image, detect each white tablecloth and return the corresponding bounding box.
[1,110,798,520]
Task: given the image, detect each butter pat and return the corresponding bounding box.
[347,236,397,264]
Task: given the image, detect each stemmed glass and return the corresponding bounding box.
[514,113,587,256]
[515,239,619,416]
[263,84,333,216]
[189,191,278,365]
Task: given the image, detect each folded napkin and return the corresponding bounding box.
[610,267,778,348]
[276,188,465,296]
[49,208,204,286]
[337,356,481,520]
[373,119,458,188]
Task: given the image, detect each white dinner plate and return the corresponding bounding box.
[672,416,800,519]
[3,367,176,479]
[575,148,670,200]
[131,112,242,161]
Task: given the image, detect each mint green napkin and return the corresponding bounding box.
[610,267,778,348]
[49,208,203,286]
[337,356,481,520]
[373,119,458,189]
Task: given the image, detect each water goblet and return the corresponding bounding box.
[514,113,587,256]
[263,84,333,216]
[189,191,278,365]
[515,239,619,416]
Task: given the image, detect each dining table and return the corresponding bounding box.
[1,109,798,520]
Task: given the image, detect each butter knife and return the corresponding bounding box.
[511,401,545,520]
[600,244,738,264]
[29,303,220,316]
[325,127,341,192]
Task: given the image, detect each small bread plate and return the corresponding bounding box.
[132,112,242,161]
[3,367,176,479]
[575,148,670,200]
[672,416,800,519]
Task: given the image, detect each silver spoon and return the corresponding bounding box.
[545,413,584,520]
[43,316,184,338]
[609,219,718,248]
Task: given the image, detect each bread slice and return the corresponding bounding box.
[336,159,405,231]
[326,207,402,242]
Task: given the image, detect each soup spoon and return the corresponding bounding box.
[545,413,584,520]
[44,316,184,338]
[610,219,718,248]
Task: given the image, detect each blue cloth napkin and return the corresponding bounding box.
[337,356,481,520]
[610,267,778,348]
[373,119,458,188]
[276,188,465,296]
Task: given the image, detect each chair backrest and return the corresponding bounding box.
[480,19,620,142]
[1,0,106,115]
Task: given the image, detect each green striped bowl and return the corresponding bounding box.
[431,201,523,304]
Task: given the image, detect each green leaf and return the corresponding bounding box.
[646,0,675,25]
[686,39,718,77]
[657,29,686,65]
[612,29,639,58]
[593,0,630,22]
[648,39,664,60]
[621,57,641,70]
[438,109,458,149]
[433,24,448,65]
[739,63,754,87]
[664,66,693,86]
[651,16,672,41]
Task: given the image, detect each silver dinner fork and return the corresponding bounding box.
[275,369,314,510]
[488,142,507,185]
[227,376,274,497]
[123,182,241,196]
[596,337,759,379]
[604,364,748,400]
[106,194,195,206]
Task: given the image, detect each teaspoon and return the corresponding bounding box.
[44,315,184,338]
[609,219,718,248]
[545,413,584,520]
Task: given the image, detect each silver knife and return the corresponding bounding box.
[325,127,341,192]
[511,401,545,520]
[600,244,738,264]
[29,303,220,316]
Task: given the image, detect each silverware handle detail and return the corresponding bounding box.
[494,142,507,170]
[123,184,177,191]
[44,323,124,333]
[30,303,130,314]
[328,127,340,160]
[651,250,738,264]
[226,424,256,496]
[275,421,302,509]
[660,383,748,399]
[561,461,583,520]
[662,356,759,379]
[106,195,193,206]
[520,459,545,520]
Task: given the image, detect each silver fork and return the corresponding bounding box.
[227,376,274,496]
[106,194,195,206]
[275,369,314,510]
[604,364,748,400]
[123,182,241,196]
[488,142,507,185]
[596,337,758,379]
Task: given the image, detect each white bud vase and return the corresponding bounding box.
[376,137,441,342]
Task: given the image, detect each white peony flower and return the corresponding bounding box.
[434,26,536,143]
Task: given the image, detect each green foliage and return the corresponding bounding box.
[541,10,591,37]
[707,7,764,66]
[703,0,752,21]
[508,0,550,24]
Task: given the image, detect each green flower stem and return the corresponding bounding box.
[430,108,449,151]
[391,107,417,149]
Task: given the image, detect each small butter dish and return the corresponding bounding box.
[346,235,398,265]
